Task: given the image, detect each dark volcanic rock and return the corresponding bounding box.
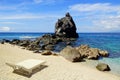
[96,63,111,71]
[44,44,55,50]
[27,43,40,51]
[55,12,78,38]
[10,39,20,45]
[60,46,82,62]
[19,40,30,47]
[0,41,4,44]
[2,39,11,43]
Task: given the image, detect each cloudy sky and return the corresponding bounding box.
[0,0,120,32]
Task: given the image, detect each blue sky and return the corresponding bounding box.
[0,0,120,32]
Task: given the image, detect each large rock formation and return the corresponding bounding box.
[2,13,79,52]
[76,45,109,60]
[55,12,79,38]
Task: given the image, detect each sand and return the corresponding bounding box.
[0,43,120,80]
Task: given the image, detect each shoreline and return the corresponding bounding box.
[0,43,120,80]
[79,59,120,77]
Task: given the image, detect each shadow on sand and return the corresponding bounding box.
[13,65,48,78]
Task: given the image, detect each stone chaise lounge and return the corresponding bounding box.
[6,59,46,77]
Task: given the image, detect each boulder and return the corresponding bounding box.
[41,50,52,55]
[55,12,78,38]
[26,39,41,51]
[87,48,99,60]
[60,46,82,62]
[76,45,90,58]
[76,45,100,59]
[39,34,57,50]
[33,50,41,53]
[96,63,111,71]
[2,39,11,43]
[27,44,40,51]
[19,40,30,47]
[52,53,59,56]
[99,50,109,57]
[10,39,20,45]
[41,34,54,45]
[44,44,55,50]
[0,41,4,44]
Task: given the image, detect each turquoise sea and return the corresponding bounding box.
[0,32,120,75]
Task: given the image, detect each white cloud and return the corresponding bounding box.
[0,15,43,19]
[33,0,63,4]
[0,22,22,24]
[69,3,120,12]
[0,27,10,31]
[0,0,64,11]
[93,15,120,30]
[69,3,120,32]
[0,2,28,11]
[0,14,62,20]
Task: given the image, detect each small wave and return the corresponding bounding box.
[20,36,34,39]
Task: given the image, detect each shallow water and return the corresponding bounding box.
[76,33,120,76]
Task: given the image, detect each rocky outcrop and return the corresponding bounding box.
[76,45,109,60]
[1,39,11,44]
[76,45,90,58]
[87,48,99,59]
[96,63,111,71]
[60,46,82,62]
[18,40,31,47]
[2,33,76,52]
[1,13,79,52]
[10,39,21,45]
[76,45,99,59]
[99,50,109,57]
[55,12,78,38]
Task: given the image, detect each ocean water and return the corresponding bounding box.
[0,32,120,75]
[0,32,46,40]
[76,33,120,76]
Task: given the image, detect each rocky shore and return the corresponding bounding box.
[0,13,111,72]
[0,13,78,52]
[0,43,120,80]
[0,13,120,79]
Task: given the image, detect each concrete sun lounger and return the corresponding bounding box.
[6,59,46,77]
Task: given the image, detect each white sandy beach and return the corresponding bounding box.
[0,43,120,80]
